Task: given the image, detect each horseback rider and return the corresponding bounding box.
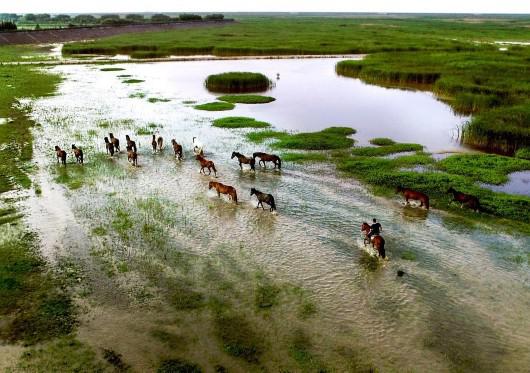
[367,218,382,240]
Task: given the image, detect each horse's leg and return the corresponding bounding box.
[217,190,221,198]
[239,161,242,170]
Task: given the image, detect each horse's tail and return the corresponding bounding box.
[80,150,84,164]
[232,190,238,204]
[252,152,259,160]
[424,197,430,210]
[61,151,67,162]
[277,156,282,169]
[269,196,276,211]
[250,158,255,170]
[379,238,386,259]
[211,163,217,173]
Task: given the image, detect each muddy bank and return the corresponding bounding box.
[0,20,233,45]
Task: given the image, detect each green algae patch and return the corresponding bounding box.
[218,94,275,104]
[194,101,235,111]
[212,116,270,129]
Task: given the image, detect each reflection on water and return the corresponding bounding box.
[26,60,530,371]
[480,171,530,197]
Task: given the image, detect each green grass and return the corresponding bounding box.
[515,147,530,160]
[272,127,356,150]
[245,130,286,143]
[157,359,202,373]
[194,101,235,111]
[205,72,272,93]
[62,17,530,58]
[122,79,144,84]
[401,251,417,261]
[16,337,105,372]
[437,153,530,185]
[370,137,396,146]
[100,67,125,72]
[282,152,330,163]
[136,127,154,135]
[148,97,171,103]
[212,116,270,128]
[214,313,263,363]
[129,92,146,99]
[351,143,423,156]
[217,94,275,104]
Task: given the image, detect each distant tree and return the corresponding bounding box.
[101,18,131,26]
[24,13,37,22]
[54,14,71,23]
[179,14,202,21]
[205,14,224,21]
[0,13,20,21]
[125,14,144,22]
[35,14,51,23]
[100,14,121,22]
[0,21,17,31]
[35,24,41,30]
[150,14,171,23]
[73,15,97,25]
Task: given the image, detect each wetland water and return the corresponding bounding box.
[27,58,529,371]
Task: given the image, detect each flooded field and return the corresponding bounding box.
[24,58,529,371]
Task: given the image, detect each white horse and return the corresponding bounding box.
[192,137,204,156]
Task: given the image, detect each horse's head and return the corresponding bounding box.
[208,181,214,190]
[55,145,60,151]
[109,133,114,138]
[71,144,76,149]
[361,222,370,232]
[195,154,202,160]
[171,139,176,145]
[250,188,257,196]
[104,137,109,143]
[231,152,236,159]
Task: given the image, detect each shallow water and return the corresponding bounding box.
[27,60,529,371]
[481,171,530,197]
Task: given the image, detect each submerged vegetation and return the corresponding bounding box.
[205,72,272,93]
[217,94,275,104]
[212,116,270,129]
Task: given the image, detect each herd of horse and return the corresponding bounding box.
[54,132,482,260]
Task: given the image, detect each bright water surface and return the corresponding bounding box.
[27,58,529,372]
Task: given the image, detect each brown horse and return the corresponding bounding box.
[127,145,138,166]
[104,137,115,156]
[171,139,183,160]
[54,145,67,165]
[157,136,164,151]
[109,133,120,152]
[250,188,276,211]
[125,135,137,153]
[232,152,255,170]
[196,155,217,177]
[151,135,157,153]
[253,152,281,169]
[396,186,429,209]
[448,187,480,212]
[361,222,386,259]
[209,181,237,204]
[71,144,84,165]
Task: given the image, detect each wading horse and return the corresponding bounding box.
[196,155,217,177]
[125,135,137,153]
[54,146,67,165]
[127,145,138,166]
[209,181,237,204]
[104,137,115,156]
[109,133,120,152]
[250,188,276,212]
[361,222,386,259]
[396,186,429,209]
[71,144,84,165]
[151,135,158,153]
[447,187,480,212]
[171,139,183,160]
[253,152,281,169]
[231,152,255,170]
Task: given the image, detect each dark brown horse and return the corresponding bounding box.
[253,152,281,169]
[361,222,386,259]
[232,152,255,170]
[104,137,115,156]
[196,155,217,177]
[250,188,276,211]
[157,136,163,151]
[209,181,237,204]
[109,133,120,152]
[448,187,480,212]
[171,139,183,160]
[151,135,157,153]
[71,144,84,165]
[54,145,67,165]
[396,186,429,209]
[125,135,137,153]
[127,145,138,166]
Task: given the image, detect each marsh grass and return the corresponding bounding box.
[401,251,417,261]
[370,137,396,146]
[205,72,272,93]
[282,152,329,163]
[437,153,530,184]
[157,359,202,373]
[148,97,171,103]
[217,94,275,104]
[194,102,235,111]
[122,79,144,84]
[129,92,146,99]
[351,143,423,156]
[100,67,125,72]
[212,116,270,129]
[515,147,530,160]
[272,127,356,150]
[214,313,263,363]
[245,130,286,143]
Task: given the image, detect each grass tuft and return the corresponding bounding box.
[370,137,396,146]
[217,94,275,104]
[212,116,270,129]
[205,72,272,93]
[194,102,235,111]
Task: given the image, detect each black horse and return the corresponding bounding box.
[231,151,255,170]
[250,188,276,212]
[447,187,480,212]
[253,152,281,169]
